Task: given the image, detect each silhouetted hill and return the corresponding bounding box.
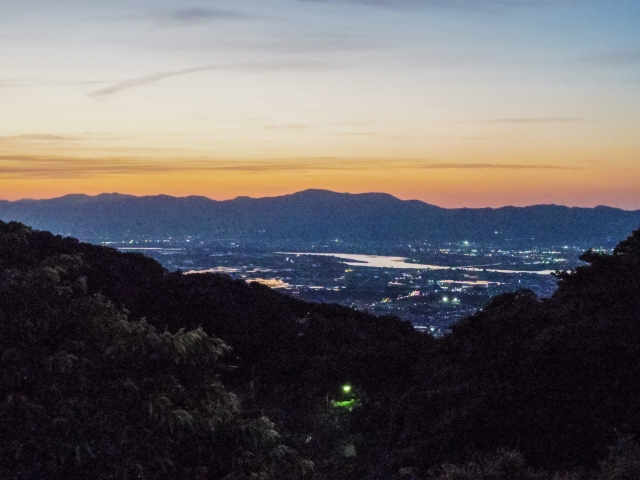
[3,220,640,479]
[399,228,640,475]
[1,189,639,245]
[0,220,424,479]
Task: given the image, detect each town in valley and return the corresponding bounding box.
[105,235,603,335]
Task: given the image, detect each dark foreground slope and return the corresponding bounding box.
[2,189,640,245]
[398,229,640,477]
[0,223,312,479]
[0,221,424,479]
[2,221,640,479]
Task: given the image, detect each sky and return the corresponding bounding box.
[1,0,639,208]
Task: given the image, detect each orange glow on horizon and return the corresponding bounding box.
[2,1,639,210]
[1,156,638,210]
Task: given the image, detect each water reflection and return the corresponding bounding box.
[281,252,556,276]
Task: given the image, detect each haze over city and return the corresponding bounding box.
[2,0,639,207]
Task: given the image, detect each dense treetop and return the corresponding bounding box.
[1,220,640,479]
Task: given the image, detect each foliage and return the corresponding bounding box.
[438,450,545,480]
[598,436,640,480]
[399,228,640,475]
[4,220,640,479]
[0,244,308,479]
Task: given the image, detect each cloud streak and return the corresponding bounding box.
[162,8,246,26]
[0,133,136,145]
[459,117,584,124]
[87,66,217,100]
[1,78,111,89]
[417,163,578,169]
[0,155,580,179]
[87,60,326,100]
[0,135,81,143]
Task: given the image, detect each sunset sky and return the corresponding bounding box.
[1,0,639,208]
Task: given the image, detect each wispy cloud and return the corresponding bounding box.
[0,155,209,178]
[460,117,584,124]
[87,66,217,100]
[0,155,580,179]
[1,78,109,88]
[416,162,579,169]
[0,133,135,145]
[262,124,310,131]
[0,134,81,143]
[110,7,247,27]
[215,30,384,56]
[87,60,326,100]
[162,8,246,26]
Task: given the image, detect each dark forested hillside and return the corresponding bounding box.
[0,220,425,479]
[398,228,640,477]
[0,222,312,479]
[2,220,640,479]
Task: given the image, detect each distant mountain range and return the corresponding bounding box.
[1,189,639,246]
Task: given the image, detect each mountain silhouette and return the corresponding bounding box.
[1,189,639,245]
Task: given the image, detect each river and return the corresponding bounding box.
[280,252,556,275]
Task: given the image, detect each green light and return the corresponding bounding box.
[342,384,352,394]
[331,399,359,411]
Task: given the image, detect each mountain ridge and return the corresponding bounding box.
[3,188,639,211]
[1,189,639,245]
